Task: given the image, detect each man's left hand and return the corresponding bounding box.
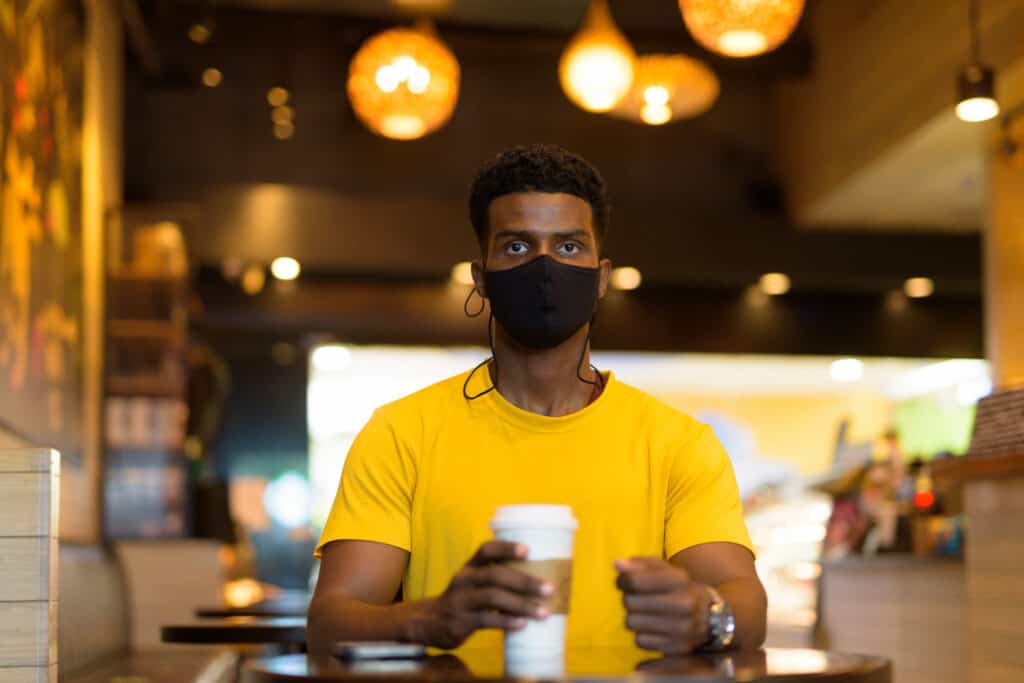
[615,557,711,655]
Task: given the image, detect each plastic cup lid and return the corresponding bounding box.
[490,504,578,531]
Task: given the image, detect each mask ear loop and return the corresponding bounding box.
[576,312,601,387]
[464,286,485,318]
[464,312,498,401]
[462,264,497,401]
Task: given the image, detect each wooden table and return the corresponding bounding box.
[196,596,310,619]
[242,649,890,683]
[161,617,307,646]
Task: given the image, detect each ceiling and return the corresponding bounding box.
[129,1,982,294]
[220,0,599,30]
[218,0,711,34]
[776,0,1024,234]
[803,111,990,233]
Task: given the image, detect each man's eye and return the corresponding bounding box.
[559,243,579,255]
[507,242,528,254]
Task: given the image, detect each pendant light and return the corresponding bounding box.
[679,0,804,58]
[559,0,636,113]
[347,21,460,140]
[610,54,719,126]
[956,0,999,123]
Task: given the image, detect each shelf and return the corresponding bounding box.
[106,376,185,398]
[931,452,1024,483]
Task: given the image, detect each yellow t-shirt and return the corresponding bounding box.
[316,368,753,650]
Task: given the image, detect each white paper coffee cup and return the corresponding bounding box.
[490,504,577,659]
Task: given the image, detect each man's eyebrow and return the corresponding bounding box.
[492,229,590,240]
[492,230,533,241]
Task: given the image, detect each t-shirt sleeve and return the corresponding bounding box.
[315,409,416,556]
[664,424,754,559]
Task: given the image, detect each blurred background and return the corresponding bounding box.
[2,1,1023,682]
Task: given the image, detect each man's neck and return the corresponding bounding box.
[489,325,598,417]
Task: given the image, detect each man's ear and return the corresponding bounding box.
[597,258,613,299]
[471,260,487,299]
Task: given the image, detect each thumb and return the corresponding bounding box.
[614,556,662,573]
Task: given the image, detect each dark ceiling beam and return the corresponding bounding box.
[183,184,981,294]
[195,271,983,359]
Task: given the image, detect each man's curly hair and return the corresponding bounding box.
[468,144,609,248]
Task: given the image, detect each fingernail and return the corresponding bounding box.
[535,606,549,618]
[515,544,528,558]
[539,582,554,596]
[510,618,527,630]
[614,559,629,571]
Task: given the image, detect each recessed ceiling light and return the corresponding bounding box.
[188,22,212,44]
[312,344,352,373]
[267,86,290,107]
[270,257,301,281]
[759,272,790,296]
[830,358,864,383]
[201,67,222,88]
[450,262,475,286]
[611,267,642,291]
[241,264,265,295]
[904,277,934,298]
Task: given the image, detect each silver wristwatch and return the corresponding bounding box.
[701,586,736,651]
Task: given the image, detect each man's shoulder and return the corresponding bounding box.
[375,370,472,422]
[610,376,708,442]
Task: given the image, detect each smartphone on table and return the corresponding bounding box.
[332,641,427,661]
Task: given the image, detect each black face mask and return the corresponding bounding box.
[484,255,600,350]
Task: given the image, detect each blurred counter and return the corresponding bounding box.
[933,452,1024,683]
[818,554,964,683]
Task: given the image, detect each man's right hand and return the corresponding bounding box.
[407,540,554,649]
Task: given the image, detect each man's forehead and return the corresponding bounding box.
[488,192,594,232]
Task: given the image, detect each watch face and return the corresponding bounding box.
[719,603,736,646]
[707,594,736,649]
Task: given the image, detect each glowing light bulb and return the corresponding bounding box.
[956,97,999,122]
[718,29,768,57]
[270,257,301,281]
[559,0,636,113]
[375,65,401,93]
[641,103,672,125]
[408,65,431,94]
[643,85,670,106]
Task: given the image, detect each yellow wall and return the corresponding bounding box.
[654,391,892,475]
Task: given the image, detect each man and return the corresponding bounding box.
[309,144,766,656]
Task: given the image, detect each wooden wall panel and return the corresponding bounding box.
[0,602,53,668]
[819,557,965,683]
[987,149,1024,389]
[0,538,51,602]
[0,475,53,538]
[964,476,1024,683]
[1,450,59,683]
[0,665,55,683]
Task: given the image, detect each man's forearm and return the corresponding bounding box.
[307,593,438,655]
[715,576,767,649]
